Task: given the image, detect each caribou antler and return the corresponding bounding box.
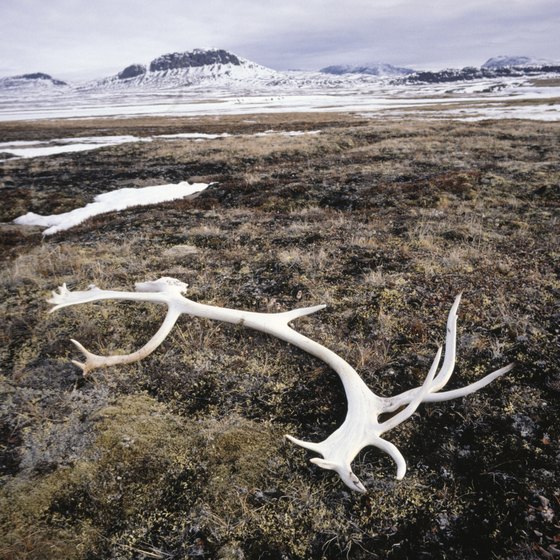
[48,278,513,492]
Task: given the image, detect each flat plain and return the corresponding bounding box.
[1,112,559,559]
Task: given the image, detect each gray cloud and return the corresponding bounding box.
[1,0,559,78]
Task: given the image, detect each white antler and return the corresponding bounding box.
[48,279,513,492]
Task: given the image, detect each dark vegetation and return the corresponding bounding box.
[403,65,560,84]
[0,113,559,559]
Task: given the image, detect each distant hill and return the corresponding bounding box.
[481,56,553,69]
[404,58,560,84]
[0,73,67,91]
[85,48,279,91]
[2,52,559,94]
[78,48,412,92]
[320,63,415,77]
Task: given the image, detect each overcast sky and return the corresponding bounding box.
[2,0,559,79]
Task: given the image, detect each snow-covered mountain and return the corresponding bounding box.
[84,50,559,91]
[75,48,415,93]
[482,56,553,69]
[85,48,279,91]
[320,63,414,77]
[2,50,559,99]
[0,72,67,91]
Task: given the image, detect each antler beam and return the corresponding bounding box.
[48,277,513,493]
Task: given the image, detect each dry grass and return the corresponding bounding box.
[1,114,559,560]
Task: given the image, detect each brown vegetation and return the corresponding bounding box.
[0,114,559,559]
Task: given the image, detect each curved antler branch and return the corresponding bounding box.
[70,307,183,376]
[49,277,512,492]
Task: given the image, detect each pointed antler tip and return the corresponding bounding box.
[71,359,87,372]
[500,362,515,374]
[70,338,93,358]
[451,293,462,309]
[355,482,367,494]
[303,303,327,314]
[282,303,327,322]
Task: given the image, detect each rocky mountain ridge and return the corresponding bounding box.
[149,49,242,72]
[403,63,560,84]
[2,50,559,93]
[88,48,277,90]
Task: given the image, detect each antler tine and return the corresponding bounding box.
[280,304,327,323]
[382,294,461,414]
[70,339,98,376]
[379,346,442,433]
[284,435,324,454]
[372,437,407,480]
[428,292,461,392]
[422,362,514,402]
[70,307,183,376]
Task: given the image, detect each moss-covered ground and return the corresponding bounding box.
[0,113,559,559]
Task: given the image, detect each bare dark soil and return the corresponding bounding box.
[0,113,559,559]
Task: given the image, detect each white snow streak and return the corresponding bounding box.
[0,135,151,159]
[14,181,209,235]
[0,130,322,160]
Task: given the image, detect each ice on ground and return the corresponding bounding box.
[158,132,231,139]
[1,78,558,122]
[0,135,151,159]
[0,130,322,160]
[3,142,126,158]
[0,130,322,161]
[367,100,560,122]
[439,103,560,121]
[14,181,209,236]
[254,130,322,137]
[0,140,45,147]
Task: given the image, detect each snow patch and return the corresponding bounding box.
[158,132,231,140]
[14,181,210,235]
[1,130,322,161]
[254,130,321,137]
[370,101,560,122]
[0,135,150,159]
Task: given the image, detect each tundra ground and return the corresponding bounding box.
[0,113,558,559]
